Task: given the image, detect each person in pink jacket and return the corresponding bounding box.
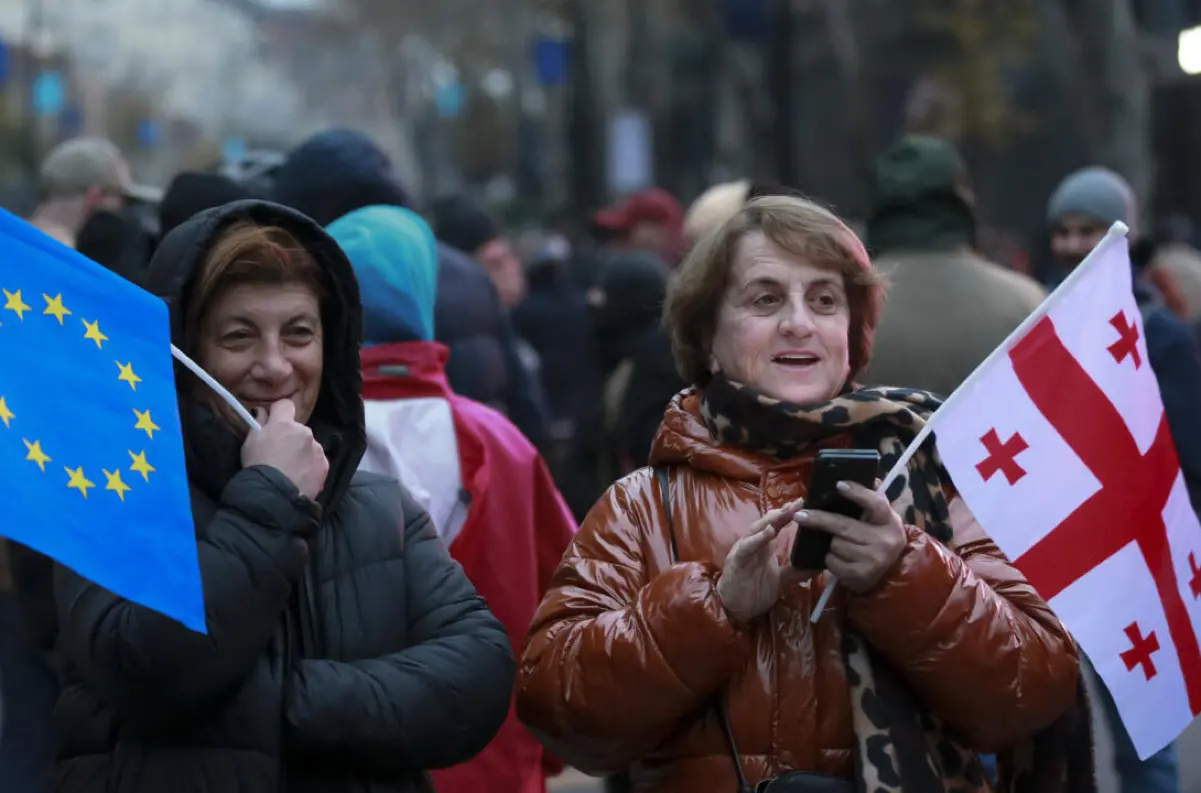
[329,205,577,793]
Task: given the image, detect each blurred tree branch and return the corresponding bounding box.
[338,0,548,72]
[1070,0,1150,196]
[1027,0,1150,195]
[819,0,874,201]
[1036,0,1103,154]
[915,0,1038,147]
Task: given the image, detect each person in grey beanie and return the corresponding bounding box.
[1045,166,1140,285]
[1046,166,1200,793]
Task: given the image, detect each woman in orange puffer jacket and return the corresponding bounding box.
[517,196,1090,793]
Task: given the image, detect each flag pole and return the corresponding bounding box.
[170,345,262,432]
[809,220,1130,623]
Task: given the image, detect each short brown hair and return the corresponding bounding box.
[185,221,326,352]
[664,195,886,387]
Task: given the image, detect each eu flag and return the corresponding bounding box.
[0,210,204,632]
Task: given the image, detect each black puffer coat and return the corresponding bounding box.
[51,200,515,793]
[434,241,548,447]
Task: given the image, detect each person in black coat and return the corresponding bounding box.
[560,250,684,521]
[512,244,596,435]
[157,171,259,239]
[270,129,548,448]
[51,199,514,793]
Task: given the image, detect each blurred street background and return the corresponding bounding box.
[0,0,1197,238]
[4,2,1201,792]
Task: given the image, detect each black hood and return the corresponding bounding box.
[159,172,258,239]
[592,249,668,371]
[142,199,365,511]
[271,129,411,227]
[430,193,499,254]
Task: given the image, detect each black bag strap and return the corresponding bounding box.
[656,467,754,793]
[657,466,679,561]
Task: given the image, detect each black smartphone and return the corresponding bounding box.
[790,449,882,569]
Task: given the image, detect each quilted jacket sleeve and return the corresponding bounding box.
[529,454,577,778]
[516,469,754,775]
[54,466,313,723]
[284,487,514,772]
[846,496,1079,751]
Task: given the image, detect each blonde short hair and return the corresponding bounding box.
[664,195,886,387]
[683,180,751,244]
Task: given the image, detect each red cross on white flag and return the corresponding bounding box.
[908,223,1201,759]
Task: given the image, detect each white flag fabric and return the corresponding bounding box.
[930,226,1201,759]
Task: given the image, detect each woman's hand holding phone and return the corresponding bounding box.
[795,481,907,594]
[790,449,880,571]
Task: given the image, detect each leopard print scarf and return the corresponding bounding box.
[700,374,1096,793]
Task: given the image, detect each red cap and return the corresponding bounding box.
[593,188,684,234]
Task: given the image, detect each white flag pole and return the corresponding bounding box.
[170,345,262,432]
[809,221,1130,623]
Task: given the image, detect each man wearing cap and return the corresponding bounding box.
[858,135,1046,397]
[592,187,685,267]
[27,137,161,248]
[1046,166,1201,509]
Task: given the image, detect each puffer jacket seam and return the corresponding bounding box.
[310,556,405,587]
[560,555,645,576]
[631,588,704,698]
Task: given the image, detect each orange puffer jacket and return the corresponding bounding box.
[517,392,1078,793]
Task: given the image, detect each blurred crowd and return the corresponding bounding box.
[0,126,1198,793]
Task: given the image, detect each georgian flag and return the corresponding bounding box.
[837,224,1201,759]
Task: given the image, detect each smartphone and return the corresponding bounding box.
[790,449,882,569]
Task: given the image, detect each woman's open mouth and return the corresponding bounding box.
[772,353,821,370]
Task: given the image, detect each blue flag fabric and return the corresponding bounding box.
[0,209,204,633]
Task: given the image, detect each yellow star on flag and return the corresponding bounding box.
[42,293,71,324]
[0,396,12,428]
[133,408,159,439]
[116,361,141,391]
[129,450,155,482]
[65,466,95,498]
[82,318,108,349]
[23,439,50,472]
[103,469,131,501]
[3,288,30,320]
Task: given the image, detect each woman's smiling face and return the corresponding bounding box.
[709,231,851,405]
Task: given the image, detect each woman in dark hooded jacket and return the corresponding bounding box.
[50,199,515,793]
[561,250,684,521]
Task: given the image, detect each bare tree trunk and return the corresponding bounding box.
[725,45,774,179]
[625,0,672,189]
[692,0,741,186]
[1080,0,1152,202]
[768,0,799,186]
[663,0,725,197]
[1036,0,1105,163]
[820,0,874,213]
[567,0,606,213]
[625,0,653,110]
